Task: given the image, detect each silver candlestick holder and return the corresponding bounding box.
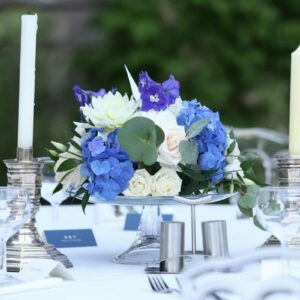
[263,151,300,247]
[4,148,73,272]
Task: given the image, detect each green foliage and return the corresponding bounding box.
[56,158,81,172]
[179,140,198,165]
[186,118,210,139]
[117,117,164,165]
[74,0,300,134]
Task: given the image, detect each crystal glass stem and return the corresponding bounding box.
[139,206,162,237]
[0,238,6,280]
[281,238,290,277]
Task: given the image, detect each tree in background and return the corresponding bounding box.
[74,0,300,132]
[0,1,300,184]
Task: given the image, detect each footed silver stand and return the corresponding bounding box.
[264,151,300,247]
[4,148,73,272]
[112,206,161,264]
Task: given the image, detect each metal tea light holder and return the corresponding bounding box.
[264,151,300,247]
[4,148,73,271]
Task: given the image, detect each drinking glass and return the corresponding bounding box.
[40,157,69,227]
[0,187,30,286]
[255,186,300,276]
[255,187,300,249]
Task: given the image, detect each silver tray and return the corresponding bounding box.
[87,193,237,206]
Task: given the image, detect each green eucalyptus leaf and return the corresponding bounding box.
[238,184,259,209]
[179,163,202,180]
[179,140,199,165]
[118,117,165,166]
[253,215,266,231]
[186,118,210,139]
[155,125,164,147]
[240,160,253,171]
[238,203,253,217]
[56,158,81,172]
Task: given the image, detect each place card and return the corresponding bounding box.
[44,229,97,248]
[124,213,173,231]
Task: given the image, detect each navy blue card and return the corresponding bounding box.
[44,229,97,248]
[124,213,173,231]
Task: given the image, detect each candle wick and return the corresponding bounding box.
[28,11,32,15]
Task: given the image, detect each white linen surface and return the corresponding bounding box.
[1,204,269,300]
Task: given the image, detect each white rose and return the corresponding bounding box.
[152,168,182,196]
[157,124,186,168]
[137,110,186,168]
[123,169,152,196]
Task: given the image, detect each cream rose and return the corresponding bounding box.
[152,168,182,196]
[157,124,186,168]
[123,169,152,196]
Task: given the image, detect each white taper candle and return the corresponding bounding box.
[17,14,38,150]
[289,45,300,155]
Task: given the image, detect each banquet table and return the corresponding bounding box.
[3,203,270,300]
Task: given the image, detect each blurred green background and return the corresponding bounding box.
[0,0,299,184]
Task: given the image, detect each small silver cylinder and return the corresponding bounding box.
[202,220,229,257]
[160,221,184,273]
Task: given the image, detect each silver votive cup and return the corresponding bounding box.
[160,221,185,273]
[202,220,229,257]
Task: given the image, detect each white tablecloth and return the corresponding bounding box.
[3,204,269,300]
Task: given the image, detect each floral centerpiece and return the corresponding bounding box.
[48,67,260,220]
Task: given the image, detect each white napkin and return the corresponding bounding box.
[14,259,74,282]
[0,259,74,296]
[0,277,62,296]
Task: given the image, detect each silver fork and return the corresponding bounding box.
[148,275,180,294]
[148,275,225,299]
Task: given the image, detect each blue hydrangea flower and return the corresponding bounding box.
[81,128,134,200]
[177,100,227,182]
[138,71,180,111]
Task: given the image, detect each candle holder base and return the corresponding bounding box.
[4,156,73,271]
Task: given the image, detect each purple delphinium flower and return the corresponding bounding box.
[73,85,118,107]
[177,100,227,183]
[73,85,106,106]
[138,71,180,111]
[81,128,134,201]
